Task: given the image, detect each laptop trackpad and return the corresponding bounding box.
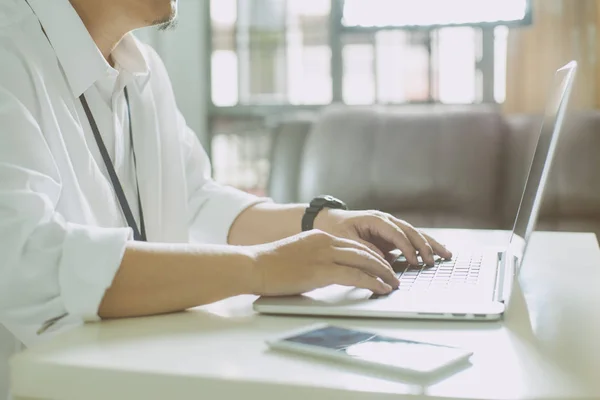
[292,285,374,305]
[301,284,485,306]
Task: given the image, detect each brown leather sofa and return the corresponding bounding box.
[268,105,600,241]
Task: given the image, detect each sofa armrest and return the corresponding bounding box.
[267,117,315,203]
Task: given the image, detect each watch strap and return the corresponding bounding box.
[301,195,347,231]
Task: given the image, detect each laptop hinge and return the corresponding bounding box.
[492,251,506,303]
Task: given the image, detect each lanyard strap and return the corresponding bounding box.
[79,88,147,241]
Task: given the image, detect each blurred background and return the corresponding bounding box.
[136,0,600,238]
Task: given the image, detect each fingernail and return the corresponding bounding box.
[380,283,393,293]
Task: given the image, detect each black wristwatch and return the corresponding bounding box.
[301,195,348,231]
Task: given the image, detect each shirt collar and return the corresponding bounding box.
[26,0,151,98]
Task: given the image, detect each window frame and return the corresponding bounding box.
[206,0,533,140]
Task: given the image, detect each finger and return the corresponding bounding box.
[325,264,393,294]
[332,247,399,288]
[389,218,436,266]
[385,252,400,265]
[367,217,419,265]
[355,239,386,260]
[421,232,453,259]
[332,236,392,270]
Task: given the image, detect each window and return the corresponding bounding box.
[342,0,529,27]
[208,0,531,193]
[211,0,332,107]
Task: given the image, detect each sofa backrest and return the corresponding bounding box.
[505,112,600,236]
[294,105,508,227]
[268,105,600,236]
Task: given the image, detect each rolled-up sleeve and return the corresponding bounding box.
[142,43,269,245]
[59,223,130,321]
[178,115,269,245]
[0,90,130,347]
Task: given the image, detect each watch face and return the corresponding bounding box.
[313,195,346,209]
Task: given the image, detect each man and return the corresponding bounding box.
[0,0,451,398]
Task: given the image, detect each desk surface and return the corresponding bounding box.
[11,229,600,400]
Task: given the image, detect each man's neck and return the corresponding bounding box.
[69,0,135,66]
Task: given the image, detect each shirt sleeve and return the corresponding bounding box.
[141,41,270,244]
[0,89,131,347]
[178,112,270,244]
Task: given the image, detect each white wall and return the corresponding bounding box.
[136,0,210,149]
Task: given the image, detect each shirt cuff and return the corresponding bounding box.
[58,223,132,322]
[190,185,271,245]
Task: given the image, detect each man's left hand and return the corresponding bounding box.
[314,209,452,266]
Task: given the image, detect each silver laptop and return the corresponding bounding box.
[254,61,578,321]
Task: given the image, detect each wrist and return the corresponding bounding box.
[229,246,263,296]
[313,208,334,232]
[302,195,348,232]
[240,246,267,296]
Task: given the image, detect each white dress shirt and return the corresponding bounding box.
[0,1,263,398]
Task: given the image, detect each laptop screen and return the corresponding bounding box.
[508,61,577,266]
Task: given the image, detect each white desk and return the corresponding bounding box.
[10,229,600,400]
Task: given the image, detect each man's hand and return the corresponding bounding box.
[248,230,399,296]
[228,203,451,296]
[314,209,452,266]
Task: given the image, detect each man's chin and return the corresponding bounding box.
[153,7,178,30]
[156,17,177,31]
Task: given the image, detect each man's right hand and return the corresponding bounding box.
[99,230,399,319]
[247,230,400,297]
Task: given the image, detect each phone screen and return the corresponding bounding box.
[282,326,470,373]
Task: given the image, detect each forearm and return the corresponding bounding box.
[98,241,257,319]
[228,202,308,245]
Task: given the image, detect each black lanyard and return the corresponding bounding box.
[79,89,147,241]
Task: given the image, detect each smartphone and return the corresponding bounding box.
[267,324,473,376]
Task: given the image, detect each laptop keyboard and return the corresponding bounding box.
[394,252,483,292]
